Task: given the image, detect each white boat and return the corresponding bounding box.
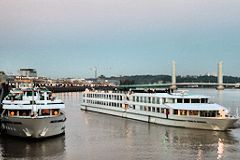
[81,89,239,131]
[1,88,66,138]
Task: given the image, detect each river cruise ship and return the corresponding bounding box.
[81,89,239,131]
[1,88,66,138]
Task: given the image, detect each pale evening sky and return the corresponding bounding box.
[0,0,240,78]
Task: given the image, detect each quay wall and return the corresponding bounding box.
[46,86,116,93]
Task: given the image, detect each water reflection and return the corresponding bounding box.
[81,111,240,160]
[0,135,66,160]
[158,126,237,160]
[217,138,224,160]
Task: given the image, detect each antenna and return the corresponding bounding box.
[90,67,97,79]
[94,67,97,79]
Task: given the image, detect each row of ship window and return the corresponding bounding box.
[132,96,208,104]
[84,94,123,101]
[4,109,60,117]
[85,100,123,108]
[137,106,217,117]
[84,94,208,104]
[84,100,218,117]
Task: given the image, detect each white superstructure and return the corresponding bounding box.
[81,89,239,131]
[1,88,66,138]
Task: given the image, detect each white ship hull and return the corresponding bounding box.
[81,104,238,131]
[1,113,66,138]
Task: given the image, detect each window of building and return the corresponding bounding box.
[156,108,160,113]
[184,99,190,103]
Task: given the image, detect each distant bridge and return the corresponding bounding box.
[119,61,239,90]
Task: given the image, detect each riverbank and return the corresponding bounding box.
[46,86,116,93]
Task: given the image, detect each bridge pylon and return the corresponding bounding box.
[170,60,177,90]
[217,61,224,90]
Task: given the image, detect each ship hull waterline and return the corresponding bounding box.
[81,105,238,131]
[1,113,66,138]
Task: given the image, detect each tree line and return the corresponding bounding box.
[106,75,240,85]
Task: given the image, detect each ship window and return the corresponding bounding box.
[201,98,208,103]
[200,111,217,117]
[152,97,155,104]
[144,97,147,103]
[161,108,164,113]
[179,110,187,115]
[133,105,135,110]
[166,98,174,103]
[136,96,139,102]
[52,109,60,116]
[144,106,147,111]
[152,107,155,112]
[177,99,183,103]
[41,109,50,116]
[148,97,151,103]
[156,98,160,104]
[156,108,160,113]
[162,98,166,103]
[173,109,178,115]
[133,96,135,102]
[148,106,151,112]
[191,99,200,103]
[184,99,190,103]
[9,110,17,116]
[140,106,143,111]
[189,110,198,116]
[140,97,143,102]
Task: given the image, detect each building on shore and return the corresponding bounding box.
[19,69,37,77]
